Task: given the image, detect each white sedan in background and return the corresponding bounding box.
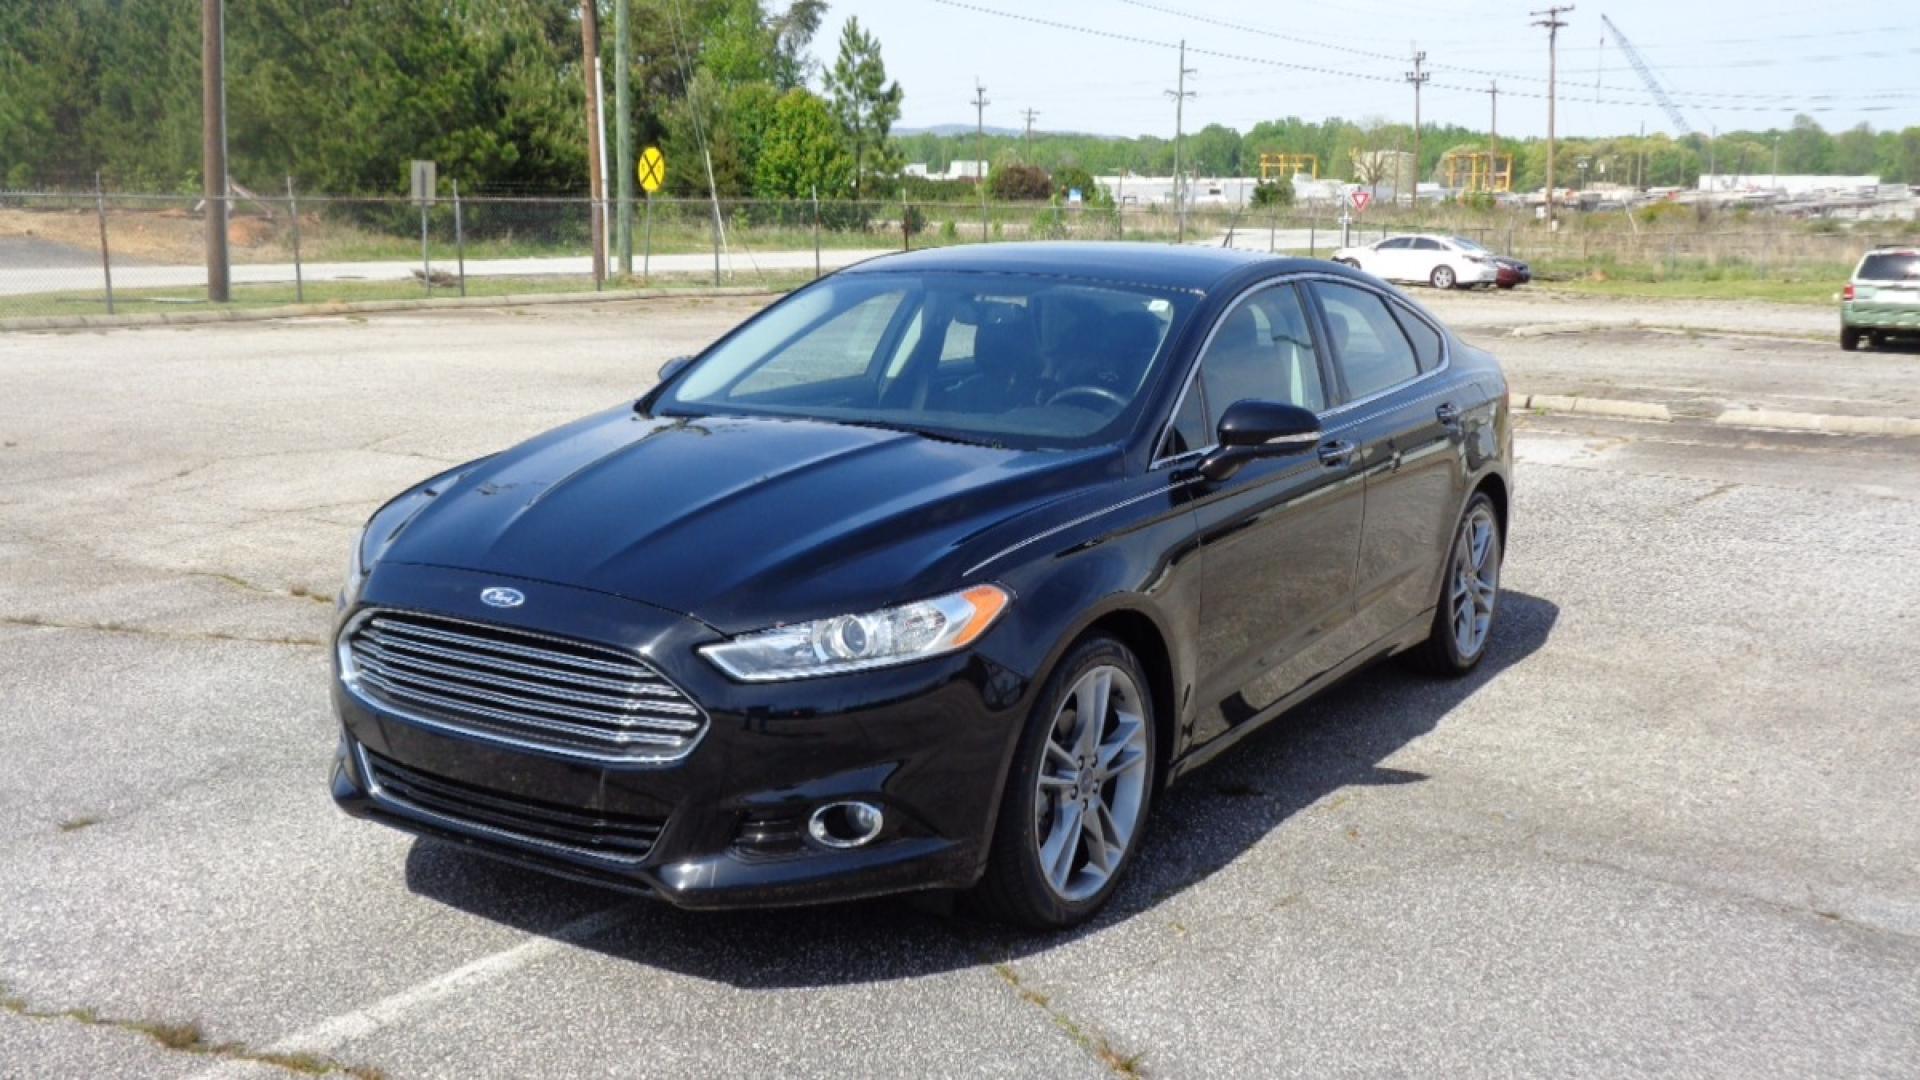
[1331,234,1501,289]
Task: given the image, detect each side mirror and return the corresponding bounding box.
[1197,400,1322,482]
[657,355,694,382]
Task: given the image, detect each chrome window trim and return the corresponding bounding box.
[1148,271,1452,470]
[337,607,710,766]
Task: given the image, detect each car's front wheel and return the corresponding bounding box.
[1408,493,1503,676]
[1431,264,1458,289]
[973,635,1156,929]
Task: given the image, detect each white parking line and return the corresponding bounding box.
[188,904,636,1078]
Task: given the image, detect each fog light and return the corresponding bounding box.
[807,801,884,849]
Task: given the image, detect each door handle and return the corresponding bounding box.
[1317,439,1357,467]
[1435,402,1462,427]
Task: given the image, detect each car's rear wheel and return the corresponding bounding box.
[1431,265,1457,289]
[1407,493,1502,677]
[1336,257,1360,269]
[1841,327,1862,351]
[973,636,1155,929]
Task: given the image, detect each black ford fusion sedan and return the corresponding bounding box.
[331,242,1512,928]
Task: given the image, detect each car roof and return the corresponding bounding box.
[839,242,1297,293]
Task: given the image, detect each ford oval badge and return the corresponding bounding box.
[480,586,525,609]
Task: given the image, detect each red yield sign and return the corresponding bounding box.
[1350,190,1373,214]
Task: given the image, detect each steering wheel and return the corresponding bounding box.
[1046,384,1129,412]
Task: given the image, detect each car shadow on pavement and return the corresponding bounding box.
[403,590,1559,987]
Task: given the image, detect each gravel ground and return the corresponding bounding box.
[1,293,1916,1079]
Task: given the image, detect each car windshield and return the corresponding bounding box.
[654,271,1194,450]
[1858,253,1920,281]
[1451,236,1489,252]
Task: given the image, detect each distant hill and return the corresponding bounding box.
[897,123,1134,142]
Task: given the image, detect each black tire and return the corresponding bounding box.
[1431,265,1457,290]
[1868,332,1886,348]
[971,635,1157,930]
[1840,327,1862,351]
[1406,492,1503,677]
[1497,282,1518,290]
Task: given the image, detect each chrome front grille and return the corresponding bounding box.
[341,610,706,763]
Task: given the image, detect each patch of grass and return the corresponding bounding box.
[0,272,811,321]
[1529,254,1849,305]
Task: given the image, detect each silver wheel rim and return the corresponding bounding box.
[1450,506,1500,659]
[1435,267,1454,288]
[1033,665,1149,902]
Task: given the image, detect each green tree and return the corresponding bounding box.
[988,163,1052,201]
[823,16,902,199]
[754,88,853,199]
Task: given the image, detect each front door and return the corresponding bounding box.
[1309,279,1469,647]
[1183,282,1367,749]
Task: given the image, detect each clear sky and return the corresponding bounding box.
[806,0,1917,140]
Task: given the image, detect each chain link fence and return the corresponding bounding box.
[3,186,1906,318]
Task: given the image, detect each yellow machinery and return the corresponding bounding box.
[1442,150,1514,193]
[1258,153,1319,181]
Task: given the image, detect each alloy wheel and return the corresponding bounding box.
[1433,265,1456,289]
[1449,505,1500,659]
[1032,665,1150,902]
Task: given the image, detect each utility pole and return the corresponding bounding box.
[1707,123,1717,190]
[1405,46,1429,209]
[1021,108,1040,158]
[615,0,633,275]
[972,79,990,241]
[1531,5,1572,228]
[1771,134,1780,192]
[580,0,606,285]
[201,0,229,302]
[1488,79,1499,191]
[1165,39,1196,243]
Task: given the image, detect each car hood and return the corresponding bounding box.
[375,406,1113,632]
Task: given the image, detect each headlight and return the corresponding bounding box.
[339,522,368,608]
[700,585,1011,682]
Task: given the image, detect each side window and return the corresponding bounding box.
[1161,380,1209,458]
[1313,282,1422,400]
[1194,284,1327,418]
[1412,237,1443,251]
[1392,305,1445,373]
[1377,238,1411,250]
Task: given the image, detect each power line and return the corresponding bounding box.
[925,0,1909,114]
[1101,0,1917,105]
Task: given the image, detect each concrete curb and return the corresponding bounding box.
[0,285,787,333]
[1517,392,1919,438]
[1516,393,1673,422]
[1712,408,1920,438]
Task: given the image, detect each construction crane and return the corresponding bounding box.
[1601,14,1696,138]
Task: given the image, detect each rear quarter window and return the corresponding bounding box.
[1391,306,1445,373]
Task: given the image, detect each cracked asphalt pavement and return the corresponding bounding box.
[2,293,1917,1079]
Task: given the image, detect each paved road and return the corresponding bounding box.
[2,299,1916,1078]
[0,247,894,297]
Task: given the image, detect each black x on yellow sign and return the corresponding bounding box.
[638,147,666,194]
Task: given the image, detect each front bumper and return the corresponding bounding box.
[330,564,1032,909]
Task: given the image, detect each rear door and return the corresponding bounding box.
[1174,281,1368,749]
[1308,279,1469,648]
